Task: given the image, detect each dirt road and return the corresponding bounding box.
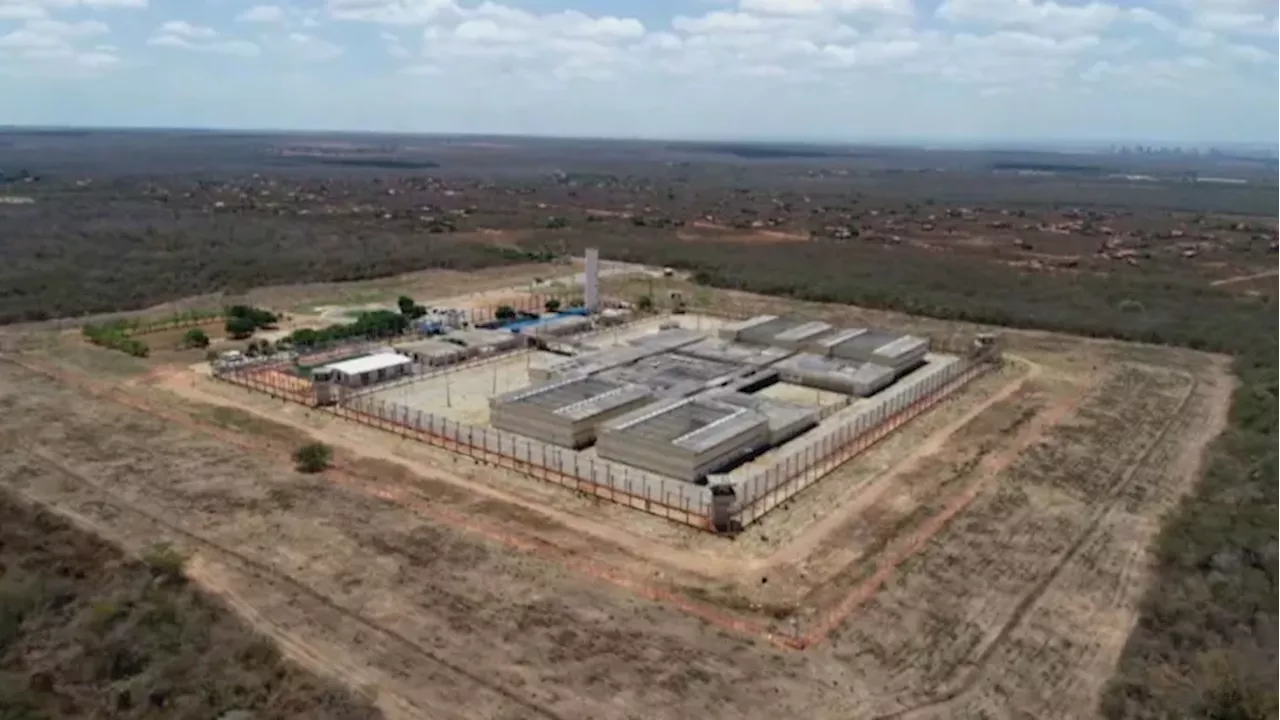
[0,291,1234,720]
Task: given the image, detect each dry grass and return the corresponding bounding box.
[0,277,1236,720]
[0,490,381,720]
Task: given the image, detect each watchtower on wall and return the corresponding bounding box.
[971,333,1003,362]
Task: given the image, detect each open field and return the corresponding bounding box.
[0,460,383,720]
[0,272,1236,719]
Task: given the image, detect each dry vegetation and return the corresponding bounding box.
[1,131,1275,719]
[0,273,1248,719]
[0,490,381,720]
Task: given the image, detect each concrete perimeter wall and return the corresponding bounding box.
[714,353,991,528]
[333,394,714,528]
[212,314,998,533]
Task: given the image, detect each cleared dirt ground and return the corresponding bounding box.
[0,279,1232,720]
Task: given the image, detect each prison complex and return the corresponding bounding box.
[489,315,934,483]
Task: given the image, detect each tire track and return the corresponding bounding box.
[0,354,801,650]
[6,443,568,720]
[873,370,1197,720]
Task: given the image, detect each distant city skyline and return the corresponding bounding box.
[0,0,1276,144]
[4,125,1276,159]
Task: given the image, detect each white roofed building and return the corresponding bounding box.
[316,351,414,388]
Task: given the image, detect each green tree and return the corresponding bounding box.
[225,315,256,339]
[635,295,654,312]
[292,442,333,474]
[495,305,517,321]
[182,328,210,348]
[544,298,562,313]
[397,295,415,315]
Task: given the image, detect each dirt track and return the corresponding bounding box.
[0,286,1234,719]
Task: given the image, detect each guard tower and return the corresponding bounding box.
[972,333,1003,362]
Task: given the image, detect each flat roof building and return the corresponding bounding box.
[529,344,653,382]
[706,390,820,445]
[626,327,706,354]
[676,337,794,368]
[771,320,834,350]
[717,315,778,343]
[393,338,468,366]
[489,376,654,448]
[599,353,743,399]
[773,353,896,397]
[317,351,415,388]
[813,328,929,374]
[596,395,770,482]
[445,328,525,355]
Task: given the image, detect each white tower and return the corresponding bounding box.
[584,248,600,312]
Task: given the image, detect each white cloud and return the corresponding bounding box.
[936,0,1120,36]
[0,3,48,20]
[0,18,109,49]
[147,35,262,56]
[146,22,261,57]
[326,0,459,25]
[741,0,913,17]
[672,11,767,34]
[53,0,1247,142]
[1221,43,1274,63]
[0,0,146,12]
[237,4,287,22]
[0,16,119,75]
[157,21,217,39]
[74,49,119,66]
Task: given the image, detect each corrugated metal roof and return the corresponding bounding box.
[556,384,653,421]
[674,405,766,453]
[322,352,414,376]
[816,327,867,348]
[773,321,833,343]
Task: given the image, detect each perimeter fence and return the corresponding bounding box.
[209,311,1000,532]
[341,348,536,399]
[331,396,713,528]
[214,360,317,405]
[720,354,995,528]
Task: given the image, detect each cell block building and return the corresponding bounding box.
[719,315,800,346]
[598,353,744,399]
[489,376,654,448]
[676,337,795,368]
[707,390,820,445]
[626,327,706,354]
[771,321,834,350]
[773,353,896,397]
[814,329,928,374]
[596,396,770,482]
[529,344,654,383]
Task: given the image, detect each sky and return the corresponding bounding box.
[0,0,1276,144]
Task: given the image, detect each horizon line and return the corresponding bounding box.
[1,123,1276,153]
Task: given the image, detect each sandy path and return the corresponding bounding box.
[761,356,1038,571]
[1209,268,1278,286]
